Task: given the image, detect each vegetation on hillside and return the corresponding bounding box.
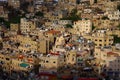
[60,9,82,21]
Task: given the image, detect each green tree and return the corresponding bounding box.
[112,35,120,44]
[117,24,120,29]
[70,9,77,16]
[0,17,10,28]
[117,4,120,11]
[92,25,95,30]
[65,24,73,28]
[35,11,43,17]
[101,16,109,20]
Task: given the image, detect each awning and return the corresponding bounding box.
[20,63,29,68]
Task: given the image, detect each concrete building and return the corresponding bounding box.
[39,54,65,70]
[94,47,120,77]
[84,30,114,47]
[20,18,36,34]
[74,20,92,35]
[66,50,77,65]
[107,10,120,20]
[38,39,50,54]
[55,35,65,47]
[8,0,20,9]
[58,0,77,4]
[10,23,20,32]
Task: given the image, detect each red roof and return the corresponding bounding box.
[65,43,74,47]
[46,30,60,34]
[50,52,60,55]
[62,75,73,79]
[49,51,61,56]
[36,72,57,77]
[18,55,24,59]
[107,52,119,56]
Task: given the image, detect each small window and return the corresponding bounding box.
[104,44,106,46]
[46,61,49,63]
[6,58,10,61]
[53,61,56,63]
[95,39,97,41]
[99,44,102,46]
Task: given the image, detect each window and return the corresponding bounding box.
[104,44,106,46]
[46,61,49,63]
[99,44,102,46]
[6,58,10,61]
[95,39,97,41]
[99,40,102,42]
[104,40,106,42]
[53,61,56,63]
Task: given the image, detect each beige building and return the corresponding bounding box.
[66,50,77,65]
[0,54,11,72]
[55,35,65,47]
[0,52,34,72]
[39,54,65,69]
[8,0,20,8]
[58,0,77,4]
[94,47,120,77]
[45,30,61,43]
[11,58,33,71]
[10,23,20,32]
[84,30,114,47]
[106,29,120,37]
[17,35,37,53]
[38,39,50,54]
[92,19,119,28]
[74,20,92,35]
[20,18,36,34]
[107,10,120,20]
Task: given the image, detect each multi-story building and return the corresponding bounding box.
[39,54,65,70]
[0,52,35,72]
[45,30,61,43]
[0,54,11,72]
[58,0,77,4]
[16,35,37,53]
[37,39,50,54]
[55,35,65,47]
[107,10,120,20]
[20,18,36,34]
[74,19,92,35]
[8,0,20,9]
[0,6,8,20]
[84,30,114,47]
[66,50,77,65]
[93,19,119,28]
[10,23,20,32]
[94,46,120,78]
